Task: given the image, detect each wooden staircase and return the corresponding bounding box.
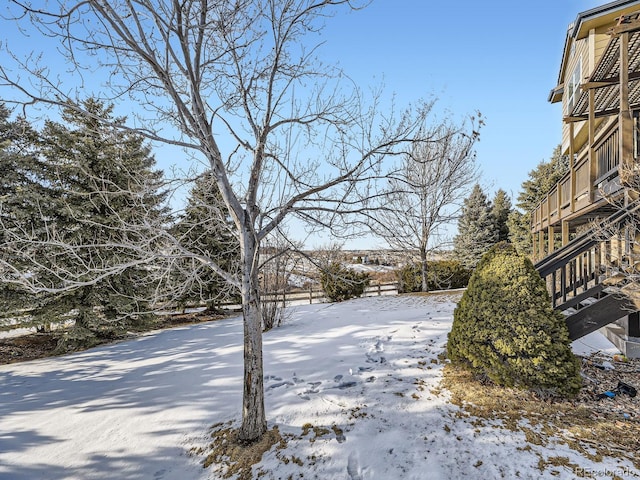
[534,203,640,341]
[556,282,631,340]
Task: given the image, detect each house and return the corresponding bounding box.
[532,0,640,357]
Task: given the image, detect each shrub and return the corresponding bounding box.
[397,260,471,293]
[428,260,471,290]
[447,242,581,398]
[397,263,421,293]
[321,263,370,302]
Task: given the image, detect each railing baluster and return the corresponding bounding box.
[595,244,601,285]
[583,253,589,292]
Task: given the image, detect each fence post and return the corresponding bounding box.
[378,284,381,296]
[309,285,313,304]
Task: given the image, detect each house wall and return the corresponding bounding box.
[560,25,618,159]
[594,25,611,59]
[533,3,640,239]
[561,36,590,157]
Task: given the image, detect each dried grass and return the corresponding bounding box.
[442,363,640,469]
[203,422,286,480]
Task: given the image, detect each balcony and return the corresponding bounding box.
[531,125,624,238]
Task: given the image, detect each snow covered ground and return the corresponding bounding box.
[0,293,633,480]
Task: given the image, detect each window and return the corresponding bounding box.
[566,59,582,115]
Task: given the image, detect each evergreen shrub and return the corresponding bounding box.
[321,263,370,302]
[447,242,581,398]
[397,260,471,293]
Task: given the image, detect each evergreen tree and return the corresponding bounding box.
[35,99,169,348]
[491,189,512,243]
[507,210,531,256]
[171,171,240,312]
[447,243,581,398]
[517,145,567,212]
[509,145,568,255]
[0,104,49,320]
[453,184,498,269]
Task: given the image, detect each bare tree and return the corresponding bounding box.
[370,117,480,291]
[0,0,435,441]
[259,229,301,330]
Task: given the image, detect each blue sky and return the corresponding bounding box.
[319,0,605,203]
[0,0,608,248]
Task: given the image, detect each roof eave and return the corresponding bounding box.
[571,0,640,39]
[549,85,564,104]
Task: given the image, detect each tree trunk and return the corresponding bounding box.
[420,248,429,293]
[237,219,267,442]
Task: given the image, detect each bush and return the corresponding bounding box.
[396,263,421,293]
[321,263,370,302]
[397,260,471,293]
[447,242,581,398]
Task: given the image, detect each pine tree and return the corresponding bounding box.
[171,171,240,312]
[491,189,512,243]
[0,104,49,320]
[447,243,581,397]
[453,184,498,269]
[507,210,531,256]
[509,145,568,255]
[35,99,170,348]
[517,145,568,212]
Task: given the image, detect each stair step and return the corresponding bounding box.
[555,284,606,312]
[579,297,598,307]
[561,307,577,316]
[565,293,633,340]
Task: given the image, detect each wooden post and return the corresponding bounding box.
[569,122,576,212]
[548,225,554,254]
[604,238,612,277]
[620,31,633,185]
[618,231,623,267]
[561,221,570,297]
[309,285,313,304]
[588,87,596,200]
[561,221,570,246]
[539,231,546,258]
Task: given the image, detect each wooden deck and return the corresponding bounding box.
[531,123,624,240]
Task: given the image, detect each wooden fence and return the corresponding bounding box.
[0,282,400,334]
[257,281,399,307]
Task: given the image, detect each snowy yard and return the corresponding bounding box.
[0,293,634,479]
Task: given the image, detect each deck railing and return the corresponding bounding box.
[531,126,624,234]
[549,188,559,219]
[596,128,619,181]
[560,176,571,208]
[575,160,590,199]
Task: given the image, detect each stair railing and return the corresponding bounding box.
[534,201,640,308]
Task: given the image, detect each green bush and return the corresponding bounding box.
[397,260,471,293]
[397,263,421,293]
[321,263,370,302]
[447,242,581,398]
